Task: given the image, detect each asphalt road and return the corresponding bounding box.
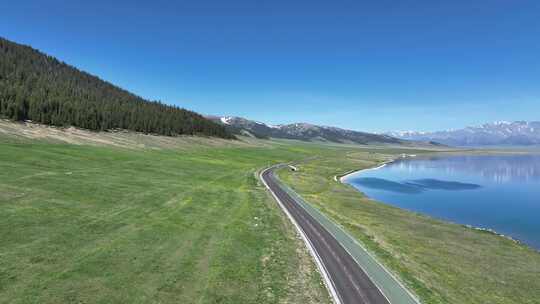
[261,167,390,304]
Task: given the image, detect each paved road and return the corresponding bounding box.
[261,167,390,304]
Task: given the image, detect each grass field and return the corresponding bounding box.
[0,136,333,304]
[3,120,540,304]
[277,149,540,304]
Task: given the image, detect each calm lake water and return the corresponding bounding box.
[343,154,540,250]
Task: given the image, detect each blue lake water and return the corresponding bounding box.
[343,154,540,250]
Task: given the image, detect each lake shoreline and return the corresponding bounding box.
[337,155,539,253]
[336,151,421,182]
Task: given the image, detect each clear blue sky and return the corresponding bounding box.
[2,1,539,132]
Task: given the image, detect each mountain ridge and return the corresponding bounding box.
[207,115,439,146]
[386,121,540,146]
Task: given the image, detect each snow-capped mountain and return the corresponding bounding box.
[387,121,540,146]
[207,116,408,145]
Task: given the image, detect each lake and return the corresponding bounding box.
[343,154,540,250]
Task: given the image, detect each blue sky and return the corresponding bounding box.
[1,0,539,132]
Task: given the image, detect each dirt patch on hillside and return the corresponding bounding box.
[0,119,263,150]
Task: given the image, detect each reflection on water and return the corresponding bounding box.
[355,177,481,194]
[354,177,423,194]
[393,155,540,183]
[345,154,540,249]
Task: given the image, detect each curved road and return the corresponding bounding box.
[261,166,390,304]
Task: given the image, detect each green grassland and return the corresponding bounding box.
[3,122,540,304]
[277,149,540,304]
[0,136,335,304]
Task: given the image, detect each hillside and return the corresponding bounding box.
[208,116,409,145]
[0,119,258,150]
[387,121,540,146]
[0,37,232,138]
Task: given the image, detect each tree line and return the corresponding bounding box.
[0,37,233,139]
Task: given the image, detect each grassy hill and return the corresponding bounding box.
[0,37,232,138]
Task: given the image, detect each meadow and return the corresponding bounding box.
[0,134,332,304]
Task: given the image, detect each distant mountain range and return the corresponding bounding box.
[387,121,540,146]
[207,116,440,146]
